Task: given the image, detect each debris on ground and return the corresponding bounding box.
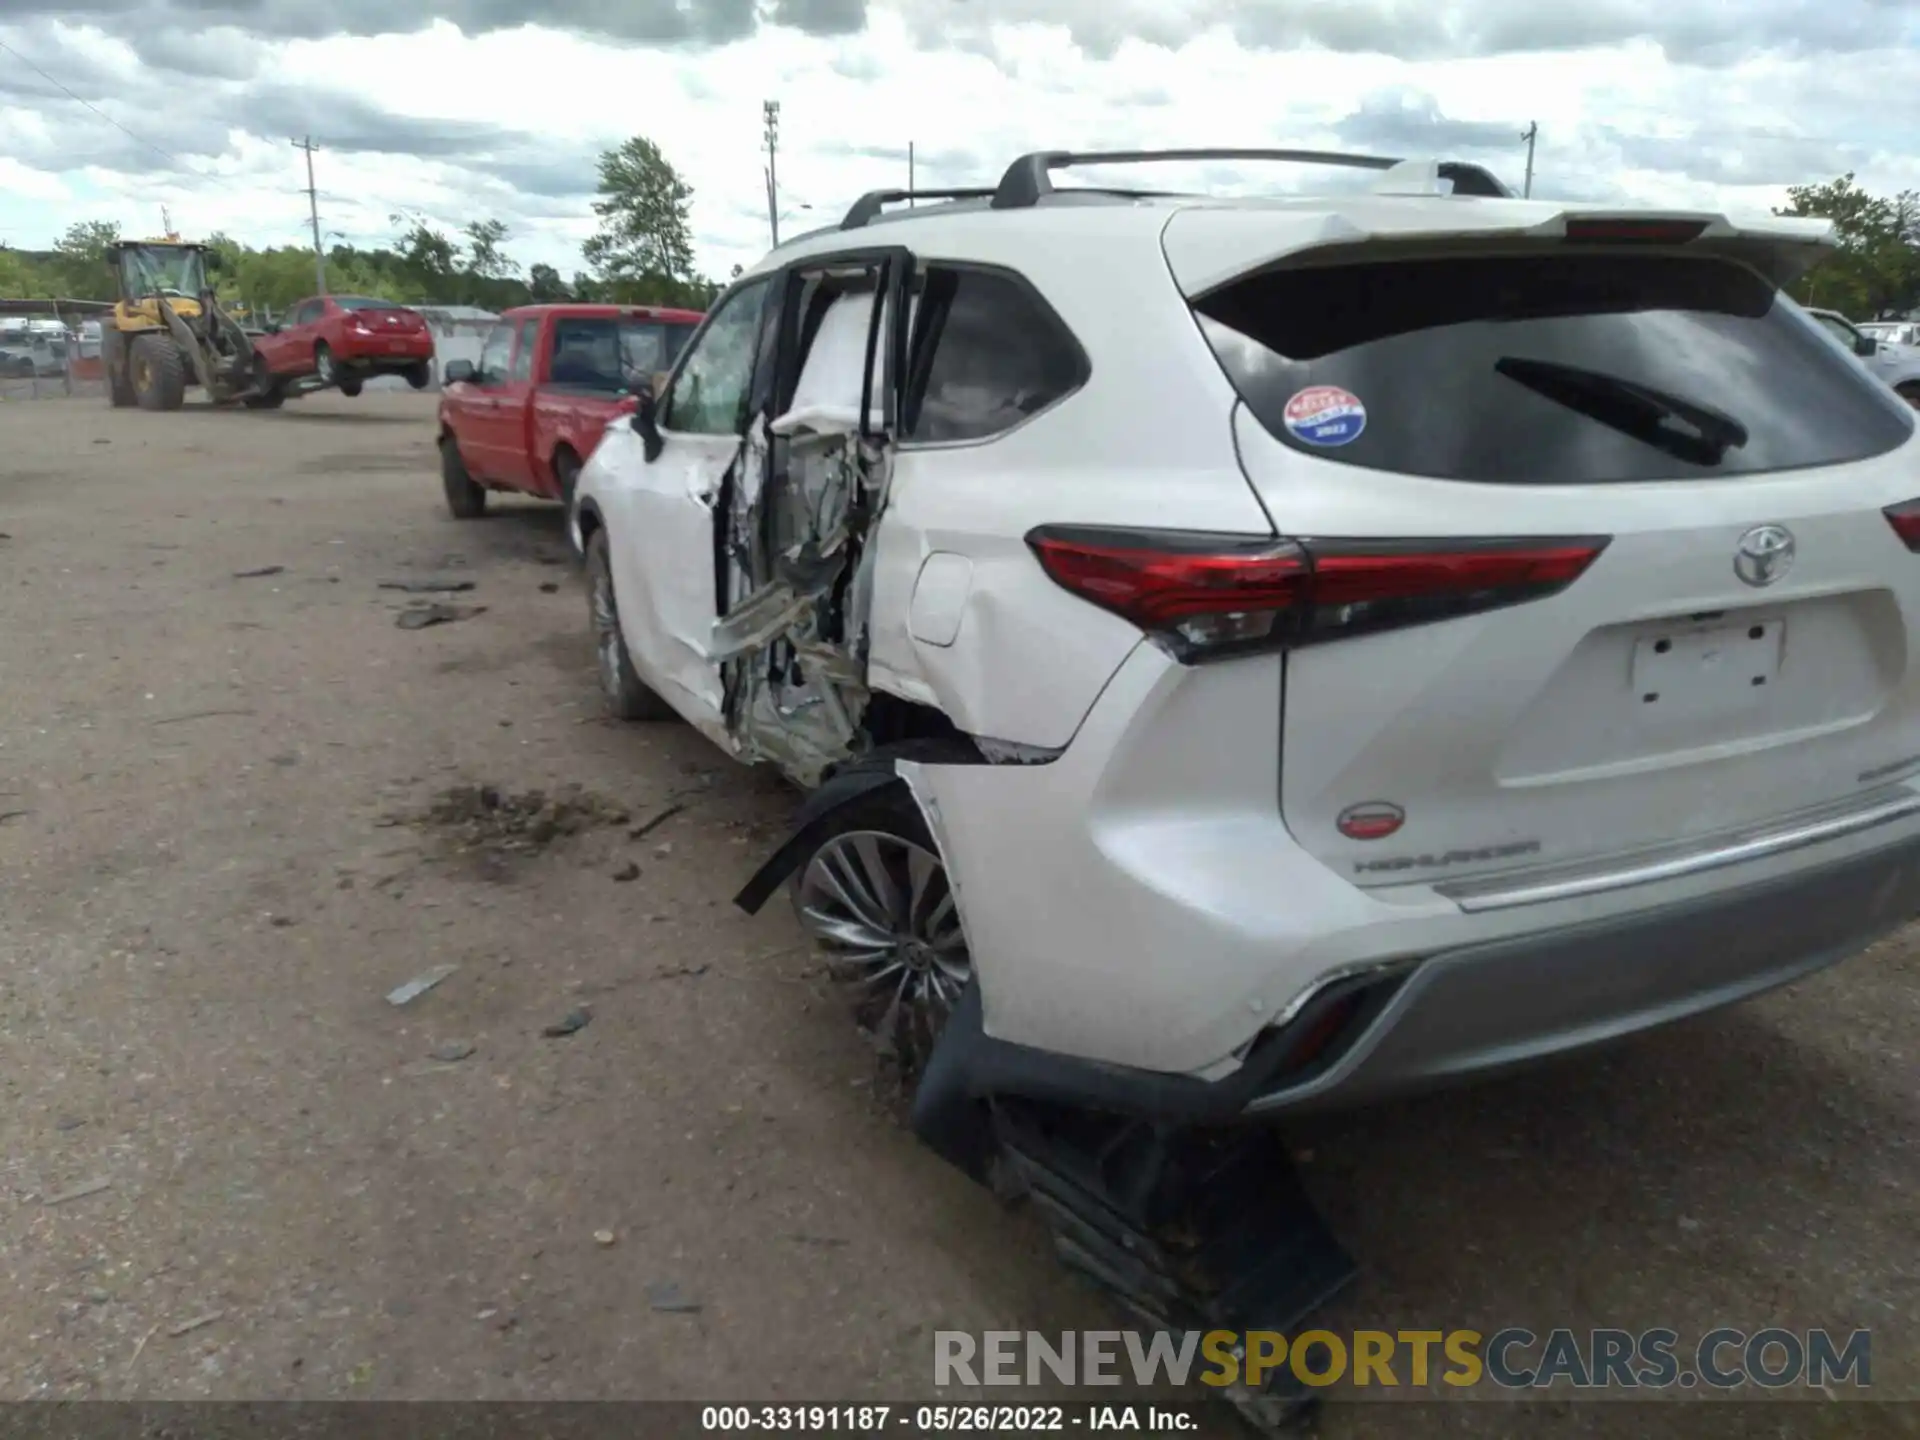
[542,1006,591,1038]
[432,1041,476,1063]
[43,1177,113,1206]
[379,578,476,594]
[396,603,486,631]
[386,964,459,1007]
[593,1230,617,1248]
[658,963,709,980]
[167,1311,225,1338]
[233,566,284,579]
[538,582,559,594]
[610,861,640,883]
[0,809,29,825]
[410,783,630,864]
[626,801,686,842]
[269,915,295,928]
[645,1282,700,1314]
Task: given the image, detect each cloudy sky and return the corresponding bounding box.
[1,0,1917,284]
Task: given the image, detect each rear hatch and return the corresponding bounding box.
[1166,206,1920,890]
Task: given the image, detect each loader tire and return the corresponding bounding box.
[130,333,187,412]
[104,330,136,408]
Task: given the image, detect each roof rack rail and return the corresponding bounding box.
[990,148,1514,208]
[841,187,998,230]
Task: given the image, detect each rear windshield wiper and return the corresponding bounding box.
[1494,356,1750,467]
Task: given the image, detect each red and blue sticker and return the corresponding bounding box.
[1282,385,1367,447]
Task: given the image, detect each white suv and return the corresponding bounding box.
[576,147,1920,1307]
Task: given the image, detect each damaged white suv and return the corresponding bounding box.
[575,146,1920,1174]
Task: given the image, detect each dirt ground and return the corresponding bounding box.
[1,391,1914,1436]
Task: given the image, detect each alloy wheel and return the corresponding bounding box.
[794,830,972,1071]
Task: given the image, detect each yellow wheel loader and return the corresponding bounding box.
[102,237,278,411]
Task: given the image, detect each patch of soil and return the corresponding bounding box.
[409,782,630,870]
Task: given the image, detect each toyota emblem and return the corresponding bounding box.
[1733,524,1795,588]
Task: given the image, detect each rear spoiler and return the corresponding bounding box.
[1164,207,1839,297]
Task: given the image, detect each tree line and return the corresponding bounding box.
[1774,175,1920,319]
[0,134,745,317]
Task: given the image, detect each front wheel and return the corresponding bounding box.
[130,333,187,411]
[243,352,285,409]
[553,448,584,560]
[586,527,677,722]
[441,437,487,519]
[1898,382,1920,411]
[403,360,431,391]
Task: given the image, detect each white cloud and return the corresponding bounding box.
[1,2,1916,284]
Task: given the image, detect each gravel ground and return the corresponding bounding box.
[0,391,1913,1437]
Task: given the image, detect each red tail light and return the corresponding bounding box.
[1026,526,1609,662]
[1885,499,1920,550]
[1564,218,1709,244]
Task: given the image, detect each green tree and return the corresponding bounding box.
[465,219,517,279]
[51,220,121,299]
[1776,173,1920,318]
[582,136,696,288]
[528,262,569,302]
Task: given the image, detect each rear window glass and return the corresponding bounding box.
[546,318,698,389]
[1197,252,1914,484]
[335,296,399,312]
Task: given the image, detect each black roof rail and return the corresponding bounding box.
[841,187,999,230]
[990,148,1514,208]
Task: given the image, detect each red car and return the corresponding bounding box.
[437,303,703,551]
[252,294,435,400]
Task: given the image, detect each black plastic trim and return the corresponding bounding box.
[910,973,1398,1175]
[841,187,999,230]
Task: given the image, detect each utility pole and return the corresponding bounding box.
[908,141,916,205]
[292,135,326,293]
[763,101,782,248]
[1521,121,1538,199]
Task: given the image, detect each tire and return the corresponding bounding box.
[337,373,363,399]
[586,526,677,722]
[785,770,972,1080]
[553,447,584,560]
[130,333,187,411]
[104,331,135,408]
[242,352,285,409]
[403,361,430,390]
[440,436,487,519]
[1898,382,1920,411]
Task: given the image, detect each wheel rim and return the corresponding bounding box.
[133,356,150,389]
[589,554,625,700]
[795,830,972,1068]
[316,348,332,382]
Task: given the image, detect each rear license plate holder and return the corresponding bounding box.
[1631,619,1783,716]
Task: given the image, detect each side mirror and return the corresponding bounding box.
[444,359,475,385]
[631,383,665,462]
[1856,335,1878,358]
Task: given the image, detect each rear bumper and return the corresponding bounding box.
[1244,823,1920,1113]
[913,825,1920,1133]
[335,334,433,365]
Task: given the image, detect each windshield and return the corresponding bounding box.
[121,246,205,298]
[1197,252,1914,484]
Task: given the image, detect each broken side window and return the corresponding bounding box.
[902,266,1088,443]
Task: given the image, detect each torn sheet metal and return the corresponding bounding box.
[713,390,891,788]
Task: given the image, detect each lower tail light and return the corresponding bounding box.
[1026,525,1609,662]
[1884,498,1920,550]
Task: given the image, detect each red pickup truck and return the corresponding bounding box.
[437,303,703,546]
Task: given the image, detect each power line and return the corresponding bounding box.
[0,35,189,173]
